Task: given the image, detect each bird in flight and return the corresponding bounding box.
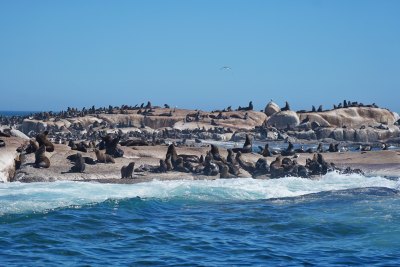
[220,66,231,70]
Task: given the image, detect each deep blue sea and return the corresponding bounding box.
[1,173,400,266]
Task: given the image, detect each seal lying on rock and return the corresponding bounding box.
[121,162,135,178]
[166,144,200,169]
[67,153,97,165]
[152,159,168,173]
[34,145,50,168]
[94,149,115,163]
[69,141,89,153]
[0,130,10,138]
[328,143,339,152]
[36,131,54,152]
[120,139,149,147]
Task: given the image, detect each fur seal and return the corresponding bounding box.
[306,153,330,175]
[226,149,236,164]
[36,131,54,152]
[14,153,24,170]
[210,145,225,163]
[0,130,10,138]
[166,144,199,168]
[165,154,173,171]
[203,152,219,176]
[154,159,168,173]
[281,142,295,156]
[237,101,253,111]
[294,146,305,153]
[219,165,236,179]
[252,158,270,178]
[328,143,339,152]
[235,151,256,175]
[232,134,252,153]
[281,101,290,111]
[28,139,39,153]
[174,157,190,173]
[70,153,85,173]
[121,162,135,178]
[34,145,50,168]
[120,139,149,147]
[359,145,372,152]
[94,149,115,163]
[316,143,324,153]
[102,135,124,158]
[67,154,96,165]
[270,156,284,178]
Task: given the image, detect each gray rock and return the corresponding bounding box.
[288,130,317,140]
[230,132,248,142]
[266,111,300,129]
[316,128,334,140]
[264,101,281,116]
[343,128,356,141]
[331,128,344,141]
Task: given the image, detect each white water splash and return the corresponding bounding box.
[0,172,399,215]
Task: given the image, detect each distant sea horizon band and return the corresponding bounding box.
[0,111,40,117]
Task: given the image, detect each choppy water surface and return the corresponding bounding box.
[1,173,400,266]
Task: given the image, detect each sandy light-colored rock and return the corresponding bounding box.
[19,108,268,133]
[266,110,300,129]
[298,107,396,128]
[0,137,26,182]
[2,133,397,183]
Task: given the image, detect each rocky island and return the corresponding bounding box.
[1,100,399,183]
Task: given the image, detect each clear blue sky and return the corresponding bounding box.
[0,0,399,112]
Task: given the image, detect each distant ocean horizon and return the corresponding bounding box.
[0,111,39,117]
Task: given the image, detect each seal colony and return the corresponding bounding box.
[1,99,400,183]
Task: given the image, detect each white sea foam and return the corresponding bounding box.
[0,172,399,214]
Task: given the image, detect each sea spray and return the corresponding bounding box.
[0,172,398,215]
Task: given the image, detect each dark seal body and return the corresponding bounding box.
[121,162,135,178]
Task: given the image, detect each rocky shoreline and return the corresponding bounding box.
[0,135,399,184]
[1,101,400,183]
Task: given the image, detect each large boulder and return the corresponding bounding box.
[343,128,356,141]
[316,128,334,140]
[355,129,377,142]
[264,101,281,116]
[298,107,397,128]
[331,128,344,141]
[267,111,300,129]
[300,114,331,127]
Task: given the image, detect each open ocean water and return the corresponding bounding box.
[1,172,400,266]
